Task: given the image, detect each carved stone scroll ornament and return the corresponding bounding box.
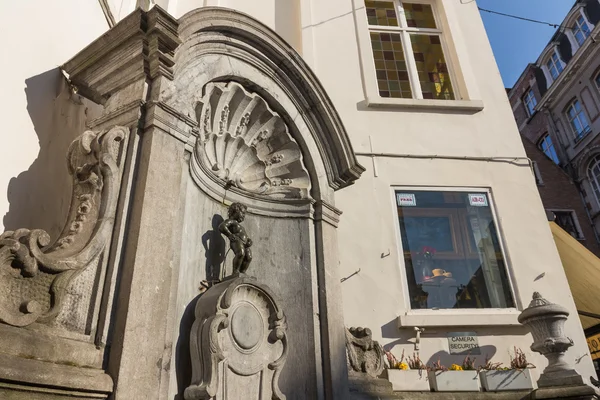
[0,126,127,327]
[191,81,311,200]
[185,277,287,400]
[345,327,385,378]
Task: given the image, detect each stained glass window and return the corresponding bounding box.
[365,0,398,27]
[404,3,436,29]
[365,1,456,100]
[411,34,454,100]
[370,32,412,98]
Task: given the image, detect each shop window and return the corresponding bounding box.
[566,99,591,140]
[395,190,515,310]
[365,0,455,100]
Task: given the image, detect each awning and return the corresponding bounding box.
[550,221,600,330]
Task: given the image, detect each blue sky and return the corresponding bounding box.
[477,0,576,88]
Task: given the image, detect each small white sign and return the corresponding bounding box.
[396,193,416,206]
[468,193,488,207]
[448,332,481,355]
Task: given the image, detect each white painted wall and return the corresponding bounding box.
[298,0,595,380]
[0,2,108,236]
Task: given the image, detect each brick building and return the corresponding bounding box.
[508,0,600,258]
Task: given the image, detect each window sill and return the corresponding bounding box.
[397,309,521,328]
[574,130,593,146]
[365,97,484,113]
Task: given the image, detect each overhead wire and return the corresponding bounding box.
[477,7,561,28]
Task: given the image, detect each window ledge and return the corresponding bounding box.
[365,97,484,113]
[397,309,521,328]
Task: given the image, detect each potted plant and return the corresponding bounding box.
[479,347,535,391]
[383,350,429,391]
[428,356,481,392]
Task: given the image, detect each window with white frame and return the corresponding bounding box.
[550,210,584,239]
[365,0,455,100]
[395,189,514,310]
[588,155,600,208]
[573,14,591,46]
[546,52,564,80]
[566,99,591,140]
[594,70,600,91]
[523,88,537,117]
[538,134,560,164]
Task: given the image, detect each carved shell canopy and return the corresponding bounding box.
[195,81,310,199]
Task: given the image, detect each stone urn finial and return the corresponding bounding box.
[518,292,581,388]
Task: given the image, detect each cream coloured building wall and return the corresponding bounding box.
[0,1,108,237]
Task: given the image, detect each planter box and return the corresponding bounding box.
[480,369,534,391]
[428,370,480,392]
[386,369,429,391]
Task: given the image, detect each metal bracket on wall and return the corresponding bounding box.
[340,269,361,283]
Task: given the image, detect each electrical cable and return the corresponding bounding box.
[478,7,560,28]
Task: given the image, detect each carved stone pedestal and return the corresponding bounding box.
[184,276,287,400]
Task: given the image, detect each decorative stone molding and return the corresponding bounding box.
[518,292,582,388]
[177,8,364,192]
[345,327,385,379]
[192,81,310,200]
[185,276,288,400]
[0,126,128,327]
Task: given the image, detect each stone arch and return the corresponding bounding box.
[173,7,364,196]
[60,6,358,399]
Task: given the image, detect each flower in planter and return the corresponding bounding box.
[510,347,535,370]
[449,364,463,371]
[397,362,409,370]
[407,353,426,370]
[428,359,448,371]
[461,355,477,371]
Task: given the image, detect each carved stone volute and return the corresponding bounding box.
[0,126,128,327]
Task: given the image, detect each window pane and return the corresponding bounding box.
[410,34,455,100]
[365,0,399,27]
[396,190,514,310]
[370,32,412,98]
[553,211,580,238]
[404,3,437,29]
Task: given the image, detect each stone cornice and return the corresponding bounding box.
[62,6,180,105]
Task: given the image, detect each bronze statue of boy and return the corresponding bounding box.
[219,203,253,274]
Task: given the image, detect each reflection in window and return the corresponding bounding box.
[566,99,591,140]
[365,0,455,100]
[546,52,564,80]
[396,190,514,310]
[573,15,591,46]
[538,134,560,164]
[588,156,600,208]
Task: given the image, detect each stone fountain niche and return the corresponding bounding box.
[0,6,363,400]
